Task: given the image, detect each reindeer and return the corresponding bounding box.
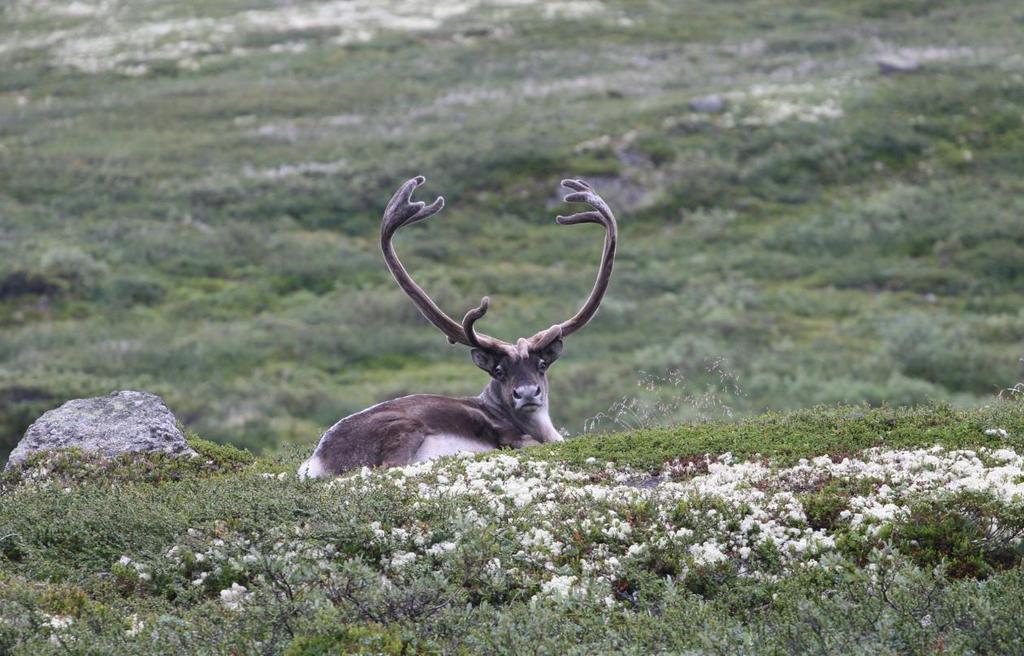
[299,175,617,478]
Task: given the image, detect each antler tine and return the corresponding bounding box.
[530,178,618,343]
[380,176,509,351]
[529,323,563,350]
[461,296,506,351]
[381,175,445,238]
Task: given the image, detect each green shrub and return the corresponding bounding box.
[892,493,1024,579]
[883,313,1008,393]
[186,433,256,470]
[38,247,107,296]
[284,624,406,656]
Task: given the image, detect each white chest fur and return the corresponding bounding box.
[520,408,562,443]
[412,434,496,463]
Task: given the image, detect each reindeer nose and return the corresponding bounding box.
[513,385,542,402]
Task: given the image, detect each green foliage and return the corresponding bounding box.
[800,478,868,531]
[284,624,405,656]
[537,401,1024,470]
[0,404,1022,653]
[2,0,1023,460]
[892,492,1024,579]
[883,312,1002,392]
[186,433,257,471]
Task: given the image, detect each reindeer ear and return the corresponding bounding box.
[471,349,500,375]
[535,338,564,365]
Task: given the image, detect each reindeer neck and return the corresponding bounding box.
[479,381,560,443]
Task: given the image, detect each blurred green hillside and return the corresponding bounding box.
[1,0,1023,458]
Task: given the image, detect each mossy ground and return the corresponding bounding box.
[540,401,1024,470]
[1,402,1022,654]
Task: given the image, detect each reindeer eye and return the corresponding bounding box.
[493,365,505,379]
[537,359,548,372]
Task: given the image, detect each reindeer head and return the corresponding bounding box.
[380,175,617,425]
[469,334,564,417]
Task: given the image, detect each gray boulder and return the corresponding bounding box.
[5,391,196,470]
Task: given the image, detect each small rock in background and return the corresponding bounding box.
[4,390,196,470]
[876,55,920,75]
[689,94,726,113]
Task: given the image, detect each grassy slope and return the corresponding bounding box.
[2,0,1023,460]
[545,401,1024,469]
[1,401,1023,654]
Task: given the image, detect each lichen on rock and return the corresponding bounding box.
[4,390,196,471]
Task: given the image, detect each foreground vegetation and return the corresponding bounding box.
[2,0,1024,459]
[1,402,1023,654]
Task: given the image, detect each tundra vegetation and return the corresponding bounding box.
[2,403,1024,653]
[1,0,1023,459]
[2,0,1024,652]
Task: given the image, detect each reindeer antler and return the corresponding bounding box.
[528,178,618,346]
[462,296,496,349]
[381,176,509,352]
[381,176,616,353]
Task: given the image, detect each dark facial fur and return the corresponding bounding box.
[472,338,563,415]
